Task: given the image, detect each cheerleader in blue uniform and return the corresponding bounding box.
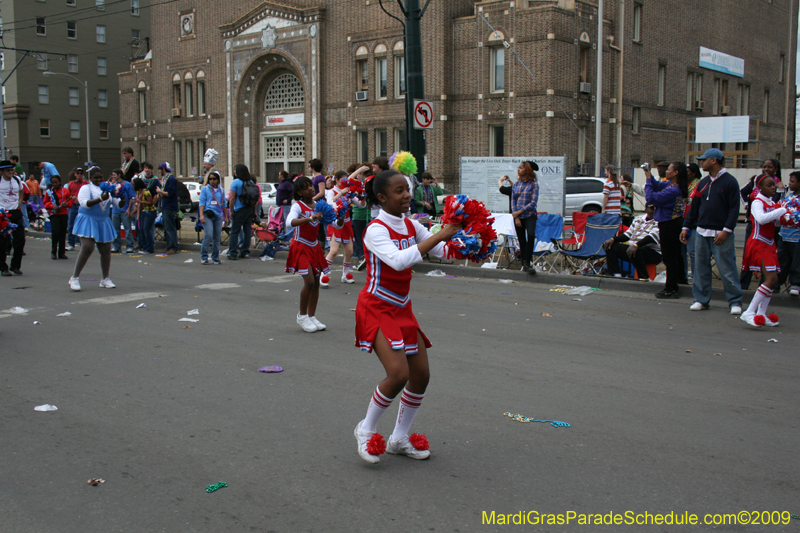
[69,167,126,291]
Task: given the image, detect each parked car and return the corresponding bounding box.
[565,177,605,221]
[185,182,201,212]
[257,182,279,218]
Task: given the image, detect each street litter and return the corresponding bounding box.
[57,312,72,317]
[258,366,284,373]
[34,404,58,412]
[714,353,723,356]
[504,412,570,428]
[206,482,228,493]
[768,339,779,343]
[541,313,551,317]
[498,279,513,284]
[565,286,594,296]
[8,307,28,314]
[481,262,498,269]
[572,298,582,301]
[426,269,446,277]
[87,478,105,486]
[184,258,194,263]
[686,350,692,353]
[179,318,199,322]
[33,321,41,325]
[501,292,512,295]
[182,326,192,329]
[187,309,200,315]
[136,303,147,309]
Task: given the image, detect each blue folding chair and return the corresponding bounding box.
[553,213,621,275]
[532,214,564,272]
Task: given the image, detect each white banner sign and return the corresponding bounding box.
[459,157,565,216]
[699,47,744,78]
[695,116,750,143]
[265,113,304,127]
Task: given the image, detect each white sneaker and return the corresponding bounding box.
[762,313,780,327]
[296,314,317,333]
[739,313,762,327]
[309,316,326,330]
[259,255,274,261]
[201,258,209,265]
[354,420,383,464]
[386,434,431,460]
[729,305,743,316]
[789,286,800,297]
[99,278,116,289]
[66,245,75,251]
[689,301,708,311]
[320,275,330,288]
[342,273,355,284]
[68,277,81,291]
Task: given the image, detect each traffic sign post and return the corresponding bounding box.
[413,99,434,130]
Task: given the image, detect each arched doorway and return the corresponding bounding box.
[260,71,306,181]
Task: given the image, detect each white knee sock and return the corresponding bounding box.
[362,386,394,433]
[746,284,772,315]
[390,388,425,442]
[343,262,351,277]
[756,286,774,316]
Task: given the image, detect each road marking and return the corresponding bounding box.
[251,275,295,283]
[194,283,241,290]
[74,292,165,305]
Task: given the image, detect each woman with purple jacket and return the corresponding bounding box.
[275,169,294,226]
[646,162,689,299]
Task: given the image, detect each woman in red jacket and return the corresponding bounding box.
[43,175,73,260]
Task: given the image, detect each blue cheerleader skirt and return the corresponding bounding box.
[72,201,116,243]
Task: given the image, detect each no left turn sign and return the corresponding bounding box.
[413,100,434,130]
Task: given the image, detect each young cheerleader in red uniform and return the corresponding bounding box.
[353,169,459,464]
[286,176,334,333]
[322,168,369,287]
[740,174,788,327]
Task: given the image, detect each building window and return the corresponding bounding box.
[131,0,140,16]
[172,82,182,114]
[67,21,77,39]
[490,125,505,157]
[395,55,406,98]
[186,139,194,175]
[633,3,642,42]
[0,53,3,71]
[264,73,304,111]
[632,107,641,134]
[197,79,206,115]
[99,121,109,140]
[686,73,694,111]
[779,54,785,83]
[131,29,140,42]
[38,85,49,105]
[198,139,206,164]
[174,141,183,177]
[712,78,720,115]
[96,25,106,43]
[657,65,666,106]
[96,0,105,9]
[376,58,388,99]
[490,47,505,93]
[763,90,769,123]
[376,129,388,158]
[580,46,589,83]
[357,130,369,163]
[69,87,79,106]
[40,119,50,138]
[97,57,106,75]
[721,79,728,111]
[36,17,46,36]
[37,53,48,70]
[70,120,81,139]
[738,84,750,116]
[67,0,76,5]
[185,83,194,116]
[138,90,146,122]
[98,89,108,108]
[139,143,147,163]
[68,54,78,73]
[695,73,703,109]
[357,59,368,91]
[395,128,407,152]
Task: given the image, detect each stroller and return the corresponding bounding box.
[254,206,291,259]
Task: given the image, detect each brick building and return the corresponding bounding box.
[118,0,797,187]
[2,0,149,175]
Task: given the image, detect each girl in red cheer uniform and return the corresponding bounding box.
[353,169,459,464]
[740,174,788,327]
[43,175,73,260]
[322,168,368,287]
[285,175,335,333]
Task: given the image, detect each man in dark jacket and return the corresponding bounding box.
[680,148,743,314]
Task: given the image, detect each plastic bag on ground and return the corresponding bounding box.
[34,404,58,412]
[426,269,447,277]
[565,286,594,296]
[653,271,667,284]
[481,262,498,269]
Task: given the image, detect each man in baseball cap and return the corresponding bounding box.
[696,148,724,162]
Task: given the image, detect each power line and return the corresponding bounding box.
[1,0,131,29]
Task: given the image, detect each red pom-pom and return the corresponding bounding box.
[346,273,354,280]
[366,433,386,455]
[754,315,766,326]
[408,433,429,451]
[767,313,779,323]
[321,275,330,283]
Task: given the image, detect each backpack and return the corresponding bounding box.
[13,177,30,202]
[240,179,260,208]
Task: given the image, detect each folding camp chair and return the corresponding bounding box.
[531,214,564,273]
[553,213,621,275]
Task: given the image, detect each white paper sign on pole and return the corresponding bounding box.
[458,157,565,216]
[695,116,750,144]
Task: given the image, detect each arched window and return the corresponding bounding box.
[137,80,146,123]
[264,73,304,112]
[196,70,206,115]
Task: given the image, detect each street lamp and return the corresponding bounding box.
[43,71,91,164]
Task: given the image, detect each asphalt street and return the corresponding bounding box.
[1,237,798,532]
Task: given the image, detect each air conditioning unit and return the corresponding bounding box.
[721,105,731,116]
[355,91,368,101]
[579,82,592,94]
[171,107,181,117]
[695,100,705,111]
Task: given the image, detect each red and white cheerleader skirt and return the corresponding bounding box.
[741,239,781,272]
[285,241,330,277]
[354,291,431,355]
[333,220,354,244]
